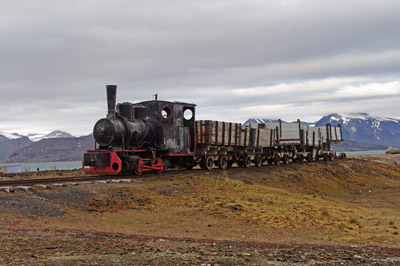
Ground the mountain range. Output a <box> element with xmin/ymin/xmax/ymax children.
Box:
<box><xmin>1</xmin><ymin>113</ymin><xmax>399</xmax><ymax>163</ymax></box>
<box><xmin>0</xmin><ymin>131</ymin><xmax>94</xmax><ymax>162</ymax></box>
<box><xmin>315</xmin><ymin>113</ymin><xmax>400</xmax><ymax>148</ymax></box>
<box><xmin>246</xmin><ymin>113</ymin><xmax>400</xmax><ymax>151</ymax></box>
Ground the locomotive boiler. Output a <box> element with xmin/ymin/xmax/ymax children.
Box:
<box><xmin>83</xmin><ymin>85</ymin><xmax>345</xmax><ymax>175</ymax></box>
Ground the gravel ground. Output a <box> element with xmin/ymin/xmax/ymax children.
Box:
<box><xmin>1</xmin><ymin>227</ymin><xmax>399</xmax><ymax>265</ymax></box>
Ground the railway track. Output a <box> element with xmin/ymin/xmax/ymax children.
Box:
<box><xmin>0</xmin><ymin>159</ymin><xmax>342</xmax><ymax>190</ymax></box>
<box><xmin>0</xmin><ymin>174</ymin><xmax>132</xmax><ymax>187</ymax></box>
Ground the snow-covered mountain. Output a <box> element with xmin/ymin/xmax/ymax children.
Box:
<box><xmin>0</xmin><ymin>130</ymin><xmax>75</xmax><ymax>162</ymax></box>
<box><xmin>26</xmin><ymin>130</ymin><xmax>74</xmax><ymax>142</ymax></box>
<box><xmin>244</xmin><ymin>113</ymin><xmax>400</xmax><ymax>149</ymax></box>
<box><xmin>315</xmin><ymin>113</ymin><xmax>400</xmax><ymax>147</ymax></box>
<box><xmin>0</xmin><ymin>133</ymin><xmax>32</xmax><ymax>161</ymax></box>
<box><xmin>244</xmin><ymin>118</ymin><xmax>281</xmax><ymax>124</ymax></box>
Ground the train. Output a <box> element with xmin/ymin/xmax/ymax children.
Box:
<box><xmin>83</xmin><ymin>85</ymin><xmax>346</xmax><ymax>175</ymax></box>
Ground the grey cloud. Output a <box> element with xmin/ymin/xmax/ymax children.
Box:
<box><xmin>0</xmin><ymin>0</ymin><xmax>399</xmax><ymax>134</ymax></box>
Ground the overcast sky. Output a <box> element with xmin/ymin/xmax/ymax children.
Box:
<box><xmin>1</xmin><ymin>0</ymin><xmax>399</xmax><ymax>136</ymax></box>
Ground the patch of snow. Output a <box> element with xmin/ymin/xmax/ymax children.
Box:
<box><xmin>342</xmin><ymin>117</ymin><xmax>350</xmax><ymax>125</ymax></box>
<box><xmin>341</xmin><ymin>113</ymin><xmax>368</xmax><ymax>120</ymax></box>
<box><xmin>26</xmin><ymin>133</ymin><xmax>46</xmax><ymax>142</ymax></box>
<box><xmin>24</xmin><ymin>130</ymin><xmax>73</xmax><ymax>141</ymax></box>
<box><xmin>0</xmin><ymin>132</ymin><xmax>23</xmax><ymax>139</ymax></box>
<box><xmin>339</xmin><ymin>113</ymin><xmax>399</xmax><ymax>123</ymax></box>
<box><xmin>372</xmin><ymin>121</ymin><xmax>381</xmax><ymax>128</ymax></box>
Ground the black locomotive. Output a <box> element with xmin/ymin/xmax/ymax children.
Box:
<box><xmin>83</xmin><ymin>85</ymin><xmax>196</xmax><ymax>175</ymax></box>
<box><xmin>83</xmin><ymin>85</ymin><xmax>344</xmax><ymax>175</ymax></box>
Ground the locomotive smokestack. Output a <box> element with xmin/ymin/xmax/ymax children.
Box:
<box><xmin>106</xmin><ymin>85</ymin><xmax>117</xmax><ymax>119</ymax></box>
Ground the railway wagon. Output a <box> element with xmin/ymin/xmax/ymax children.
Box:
<box><xmin>195</xmin><ymin>121</ymin><xmax>276</xmax><ymax>170</ymax></box>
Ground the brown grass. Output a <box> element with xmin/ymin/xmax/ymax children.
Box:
<box><xmin>3</xmin><ymin>156</ymin><xmax>400</xmax><ymax>247</ymax></box>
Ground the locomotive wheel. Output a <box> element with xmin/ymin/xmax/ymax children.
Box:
<box><xmin>254</xmin><ymin>155</ymin><xmax>263</xmax><ymax>168</ymax></box>
<box><xmin>134</xmin><ymin>169</ymin><xmax>142</xmax><ymax>175</ymax></box>
<box><xmin>282</xmin><ymin>154</ymin><xmax>290</xmax><ymax>165</ymax></box>
<box><xmin>306</xmin><ymin>153</ymin><xmax>313</xmax><ymax>162</ymax></box>
<box><xmin>237</xmin><ymin>160</ymin><xmax>244</xmax><ymax>167</ymax></box>
<box><xmin>267</xmin><ymin>158</ymin><xmax>274</xmax><ymax>165</ymax></box>
<box><xmin>244</xmin><ymin>155</ymin><xmax>252</xmax><ymax>168</ymax></box>
<box><xmin>134</xmin><ymin>160</ymin><xmax>144</xmax><ymax>175</ymax></box>
<box><xmin>205</xmin><ymin>156</ymin><xmax>214</xmax><ymax>170</ymax></box>
<box><xmin>154</xmin><ymin>158</ymin><xmax>164</xmax><ymax>174</ymax></box>
<box><xmin>274</xmin><ymin>154</ymin><xmax>281</xmax><ymax>165</ymax></box>
<box><xmin>218</xmin><ymin>156</ymin><xmax>228</xmax><ymax>170</ymax></box>
<box><xmin>315</xmin><ymin>154</ymin><xmax>320</xmax><ymax>161</ymax></box>
<box><xmin>297</xmin><ymin>154</ymin><xmax>304</xmax><ymax>163</ymax></box>
<box><xmin>323</xmin><ymin>153</ymin><xmax>329</xmax><ymax>162</ymax></box>
<box><xmin>227</xmin><ymin>161</ymin><xmax>234</xmax><ymax>168</ymax></box>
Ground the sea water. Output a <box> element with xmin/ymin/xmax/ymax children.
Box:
<box><xmin>0</xmin><ymin>161</ymin><xmax>82</xmax><ymax>172</ymax></box>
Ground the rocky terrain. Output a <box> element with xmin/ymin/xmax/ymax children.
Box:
<box><xmin>0</xmin><ymin>155</ymin><xmax>400</xmax><ymax>264</ymax></box>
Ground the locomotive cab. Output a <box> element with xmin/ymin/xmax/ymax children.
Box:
<box><xmin>131</xmin><ymin>100</ymin><xmax>196</xmax><ymax>154</ymax></box>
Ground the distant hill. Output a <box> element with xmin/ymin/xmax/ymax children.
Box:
<box><xmin>5</xmin><ymin>135</ymin><xmax>95</xmax><ymax>163</ymax></box>
<box><xmin>316</xmin><ymin>113</ymin><xmax>400</xmax><ymax>148</ymax></box>
<box><xmin>0</xmin><ymin>133</ymin><xmax>32</xmax><ymax>161</ymax></box>
<box><xmin>331</xmin><ymin>140</ymin><xmax>388</xmax><ymax>152</ymax></box>
<box><xmin>26</xmin><ymin>130</ymin><xmax>73</xmax><ymax>142</ymax></box>
<box><xmin>243</xmin><ymin>118</ymin><xmax>281</xmax><ymax>124</ymax></box>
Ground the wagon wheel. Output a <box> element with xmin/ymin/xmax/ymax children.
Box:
<box><xmin>274</xmin><ymin>154</ymin><xmax>281</xmax><ymax>166</ymax></box>
<box><xmin>244</xmin><ymin>155</ymin><xmax>252</xmax><ymax>168</ymax></box>
<box><xmin>254</xmin><ymin>155</ymin><xmax>263</xmax><ymax>168</ymax></box>
<box><xmin>282</xmin><ymin>154</ymin><xmax>290</xmax><ymax>165</ymax></box>
<box><xmin>297</xmin><ymin>154</ymin><xmax>304</xmax><ymax>164</ymax></box>
<box><xmin>306</xmin><ymin>153</ymin><xmax>313</xmax><ymax>163</ymax></box>
<box><xmin>218</xmin><ymin>156</ymin><xmax>228</xmax><ymax>170</ymax></box>
<box><xmin>205</xmin><ymin>156</ymin><xmax>214</xmax><ymax>170</ymax></box>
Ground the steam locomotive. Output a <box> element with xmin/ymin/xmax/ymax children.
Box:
<box><xmin>83</xmin><ymin>85</ymin><xmax>345</xmax><ymax>175</ymax></box>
